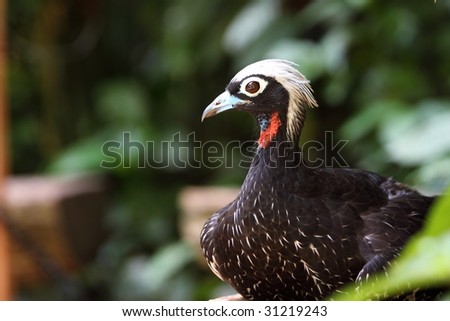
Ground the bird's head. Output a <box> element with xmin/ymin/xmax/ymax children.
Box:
<box><xmin>202</xmin><ymin>59</ymin><xmax>318</xmax><ymax>148</ymax></box>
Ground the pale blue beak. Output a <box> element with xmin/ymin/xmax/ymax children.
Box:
<box><xmin>201</xmin><ymin>91</ymin><xmax>246</xmax><ymax>121</ymax></box>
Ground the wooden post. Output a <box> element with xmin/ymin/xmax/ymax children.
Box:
<box><xmin>0</xmin><ymin>0</ymin><xmax>12</xmax><ymax>300</ymax></box>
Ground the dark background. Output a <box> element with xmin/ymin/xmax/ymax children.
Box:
<box><xmin>7</xmin><ymin>0</ymin><xmax>450</xmax><ymax>300</ymax></box>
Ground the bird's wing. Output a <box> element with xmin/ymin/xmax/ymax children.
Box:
<box><xmin>284</xmin><ymin>167</ymin><xmax>433</xmax><ymax>279</ymax></box>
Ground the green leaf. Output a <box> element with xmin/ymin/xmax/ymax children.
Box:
<box><xmin>95</xmin><ymin>80</ymin><xmax>149</xmax><ymax>127</ymax></box>
<box><xmin>381</xmin><ymin>100</ymin><xmax>450</xmax><ymax>166</ymax></box>
<box><xmin>409</xmin><ymin>157</ymin><xmax>450</xmax><ymax>195</ymax></box>
<box><xmin>114</xmin><ymin>242</ymin><xmax>195</xmax><ymax>300</ymax></box>
<box><xmin>422</xmin><ymin>186</ymin><xmax>450</xmax><ymax>237</ymax></box>
<box><xmin>265</xmin><ymin>40</ymin><xmax>325</xmax><ymax>80</ymax></box>
<box><xmin>46</xmin><ymin>129</ymin><xmax>151</xmax><ymax>174</ymax></box>
<box><xmin>223</xmin><ymin>0</ymin><xmax>279</xmax><ymax>54</ymax></box>
<box><xmin>338</xmin><ymin>100</ymin><xmax>408</xmax><ymax>142</ymax></box>
<box><xmin>46</xmin><ymin>136</ymin><xmax>107</xmax><ymax>174</ymax></box>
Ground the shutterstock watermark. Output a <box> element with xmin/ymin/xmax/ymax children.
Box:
<box><xmin>100</xmin><ymin>131</ymin><xmax>349</xmax><ymax>169</ymax></box>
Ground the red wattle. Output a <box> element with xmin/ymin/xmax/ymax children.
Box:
<box><xmin>258</xmin><ymin>112</ymin><xmax>281</xmax><ymax>148</ymax></box>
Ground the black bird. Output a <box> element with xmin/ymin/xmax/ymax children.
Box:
<box><xmin>200</xmin><ymin>59</ymin><xmax>436</xmax><ymax>300</ymax></box>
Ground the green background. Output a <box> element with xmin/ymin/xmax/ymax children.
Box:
<box><xmin>7</xmin><ymin>0</ymin><xmax>450</xmax><ymax>300</ymax></box>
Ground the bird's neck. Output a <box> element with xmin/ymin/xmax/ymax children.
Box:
<box><xmin>257</xmin><ymin>112</ymin><xmax>283</xmax><ymax>148</ymax></box>
<box><xmin>255</xmin><ymin>111</ymin><xmax>303</xmax><ymax>169</ymax></box>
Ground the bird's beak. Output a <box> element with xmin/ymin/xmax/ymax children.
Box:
<box><xmin>201</xmin><ymin>91</ymin><xmax>245</xmax><ymax>121</ymax></box>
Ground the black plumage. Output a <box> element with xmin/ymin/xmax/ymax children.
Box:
<box><xmin>200</xmin><ymin>59</ymin><xmax>437</xmax><ymax>300</ymax></box>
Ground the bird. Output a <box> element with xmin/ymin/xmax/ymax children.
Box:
<box><xmin>199</xmin><ymin>59</ymin><xmax>436</xmax><ymax>300</ymax></box>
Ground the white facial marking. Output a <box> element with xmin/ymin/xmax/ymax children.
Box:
<box><xmin>239</xmin><ymin>76</ymin><xmax>269</xmax><ymax>97</ymax></box>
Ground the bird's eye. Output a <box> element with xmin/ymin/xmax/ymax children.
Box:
<box><xmin>239</xmin><ymin>77</ymin><xmax>268</xmax><ymax>97</ymax></box>
<box><xmin>245</xmin><ymin>81</ymin><xmax>260</xmax><ymax>94</ymax></box>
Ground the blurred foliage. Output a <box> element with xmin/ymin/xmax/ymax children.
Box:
<box><xmin>7</xmin><ymin>0</ymin><xmax>450</xmax><ymax>300</ymax></box>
